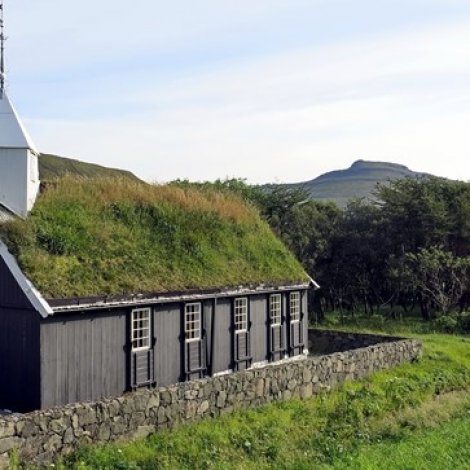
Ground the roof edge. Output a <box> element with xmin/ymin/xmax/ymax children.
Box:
<box><xmin>0</xmin><ymin>240</ymin><xmax>53</xmax><ymax>318</ymax></box>
<box><xmin>0</xmin><ymin>92</ymin><xmax>39</xmax><ymax>153</ymax></box>
<box><xmin>0</xmin><ymin>200</ymin><xmax>21</xmax><ymax>218</ymax></box>
<box><xmin>48</xmin><ymin>281</ymin><xmax>313</xmax><ymax>314</ymax></box>
<box><xmin>309</xmin><ymin>276</ymin><xmax>321</xmax><ymax>290</ymax></box>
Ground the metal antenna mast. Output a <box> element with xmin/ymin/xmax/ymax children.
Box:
<box><xmin>0</xmin><ymin>0</ymin><xmax>5</xmax><ymax>96</ymax></box>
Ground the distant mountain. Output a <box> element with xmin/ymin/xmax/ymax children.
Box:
<box><xmin>285</xmin><ymin>160</ymin><xmax>430</xmax><ymax>207</ymax></box>
<box><xmin>38</xmin><ymin>154</ymin><xmax>141</xmax><ymax>182</ymax></box>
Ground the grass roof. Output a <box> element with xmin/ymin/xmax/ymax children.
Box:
<box><xmin>0</xmin><ymin>178</ymin><xmax>307</xmax><ymax>299</ymax></box>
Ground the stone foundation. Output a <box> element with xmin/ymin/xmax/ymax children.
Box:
<box><xmin>0</xmin><ymin>330</ymin><xmax>422</xmax><ymax>467</ymax></box>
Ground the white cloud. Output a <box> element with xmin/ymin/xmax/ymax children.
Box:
<box><xmin>21</xmin><ymin>14</ymin><xmax>470</xmax><ymax>183</ymax></box>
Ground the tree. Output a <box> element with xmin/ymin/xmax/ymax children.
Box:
<box><xmin>404</xmin><ymin>247</ymin><xmax>470</xmax><ymax>317</ymax></box>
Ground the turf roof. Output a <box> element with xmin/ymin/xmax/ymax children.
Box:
<box><xmin>0</xmin><ymin>177</ymin><xmax>308</xmax><ymax>299</ymax></box>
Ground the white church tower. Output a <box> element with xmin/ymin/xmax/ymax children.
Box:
<box><xmin>0</xmin><ymin>0</ymin><xmax>40</xmax><ymax>219</ymax></box>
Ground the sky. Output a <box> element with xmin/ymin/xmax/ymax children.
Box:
<box><xmin>3</xmin><ymin>0</ymin><xmax>470</xmax><ymax>183</ymax></box>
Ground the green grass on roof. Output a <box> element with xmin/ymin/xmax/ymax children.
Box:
<box><xmin>0</xmin><ymin>177</ymin><xmax>307</xmax><ymax>299</ymax></box>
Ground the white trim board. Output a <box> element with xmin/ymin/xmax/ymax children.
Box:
<box><xmin>309</xmin><ymin>277</ymin><xmax>321</xmax><ymax>290</ymax></box>
<box><xmin>0</xmin><ymin>240</ymin><xmax>53</xmax><ymax>318</ymax></box>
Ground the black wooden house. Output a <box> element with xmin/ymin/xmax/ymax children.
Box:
<box><xmin>0</xmin><ymin>241</ymin><xmax>312</xmax><ymax>412</ymax></box>
<box><xmin>0</xmin><ymin>98</ymin><xmax>315</xmax><ymax>413</ymax></box>
<box><xmin>0</xmin><ymin>21</ymin><xmax>315</xmax><ymax>413</ymax></box>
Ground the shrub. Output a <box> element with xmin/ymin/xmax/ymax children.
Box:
<box><xmin>458</xmin><ymin>313</ymin><xmax>470</xmax><ymax>333</ymax></box>
<box><xmin>433</xmin><ymin>315</ymin><xmax>459</xmax><ymax>334</ymax></box>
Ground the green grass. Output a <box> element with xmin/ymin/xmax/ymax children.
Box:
<box><xmin>318</xmin><ymin>310</ymin><xmax>470</xmax><ymax>336</ymax></box>
<box><xmin>39</xmin><ymin>154</ymin><xmax>141</xmax><ymax>182</ymax></box>
<box><xmin>0</xmin><ymin>177</ymin><xmax>307</xmax><ymax>298</ymax></box>
<box><xmin>331</xmin><ymin>414</ymin><xmax>470</xmax><ymax>470</ymax></box>
<box><xmin>42</xmin><ymin>319</ymin><xmax>470</xmax><ymax>470</ymax></box>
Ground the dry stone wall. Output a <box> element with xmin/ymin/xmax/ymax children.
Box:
<box><xmin>0</xmin><ymin>331</ymin><xmax>422</xmax><ymax>467</ymax></box>
<box><xmin>308</xmin><ymin>329</ymin><xmax>398</xmax><ymax>354</ymax></box>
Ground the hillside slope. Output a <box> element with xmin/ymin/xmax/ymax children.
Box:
<box><xmin>287</xmin><ymin>160</ymin><xmax>428</xmax><ymax>207</ymax></box>
<box><xmin>39</xmin><ymin>154</ymin><xmax>140</xmax><ymax>181</ymax></box>
<box><xmin>0</xmin><ymin>177</ymin><xmax>307</xmax><ymax>298</ymax></box>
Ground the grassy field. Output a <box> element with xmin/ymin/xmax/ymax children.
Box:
<box><xmin>32</xmin><ymin>317</ymin><xmax>469</xmax><ymax>470</ymax></box>
<box><xmin>332</xmin><ymin>413</ymin><xmax>470</xmax><ymax>470</ymax></box>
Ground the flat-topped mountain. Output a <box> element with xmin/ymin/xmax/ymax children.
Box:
<box><xmin>287</xmin><ymin>160</ymin><xmax>429</xmax><ymax>206</ymax></box>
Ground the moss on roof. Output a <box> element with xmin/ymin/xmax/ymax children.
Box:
<box><xmin>0</xmin><ymin>177</ymin><xmax>308</xmax><ymax>299</ymax></box>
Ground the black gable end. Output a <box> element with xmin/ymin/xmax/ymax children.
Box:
<box><xmin>0</xmin><ymin>256</ymin><xmax>41</xmax><ymax>412</ymax></box>
<box><xmin>0</xmin><ymin>256</ymin><xmax>36</xmax><ymax>310</ymax></box>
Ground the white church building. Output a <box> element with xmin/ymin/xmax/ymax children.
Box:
<box><xmin>0</xmin><ymin>93</ymin><xmax>40</xmax><ymax>219</ymax></box>
<box><xmin>0</xmin><ymin>1</ymin><xmax>40</xmax><ymax>220</ymax></box>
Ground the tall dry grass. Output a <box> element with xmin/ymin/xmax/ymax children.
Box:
<box><xmin>41</xmin><ymin>176</ymin><xmax>257</xmax><ymax>223</ymax></box>
<box><xmin>0</xmin><ymin>175</ymin><xmax>307</xmax><ymax>297</ymax></box>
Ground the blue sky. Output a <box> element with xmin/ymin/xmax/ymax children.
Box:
<box><xmin>4</xmin><ymin>0</ymin><xmax>470</xmax><ymax>182</ymax></box>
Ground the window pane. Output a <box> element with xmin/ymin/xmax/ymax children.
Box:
<box><xmin>235</xmin><ymin>298</ymin><xmax>248</xmax><ymax>332</ymax></box>
<box><xmin>270</xmin><ymin>294</ymin><xmax>282</xmax><ymax>326</ymax></box>
<box><xmin>290</xmin><ymin>292</ymin><xmax>300</xmax><ymax>322</ymax></box>
<box><xmin>131</xmin><ymin>308</ymin><xmax>151</xmax><ymax>351</ymax></box>
<box><xmin>185</xmin><ymin>303</ymin><xmax>201</xmax><ymax>341</ymax></box>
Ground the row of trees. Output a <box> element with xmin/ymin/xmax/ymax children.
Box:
<box><xmin>175</xmin><ymin>176</ymin><xmax>470</xmax><ymax>322</ymax></box>
<box><xmin>261</xmin><ymin>177</ymin><xmax>470</xmax><ymax>321</ymax></box>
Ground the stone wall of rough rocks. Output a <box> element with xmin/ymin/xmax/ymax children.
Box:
<box><xmin>308</xmin><ymin>329</ymin><xmax>398</xmax><ymax>354</ymax></box>
<box><xmin>0</xmin><ymin>331</ymin><xmax>422</xmax><ymax>467</ymax></box>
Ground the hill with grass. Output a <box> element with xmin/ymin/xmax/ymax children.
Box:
<box><xmin>0</xmin><ymin>177</ymin><xmax>307</xmax><ymax>299</ymax></box>
<box><xmin>285</xmin><ymin>160</ymin><xmax>429</xmax><ymax>207</ymax></box>
<box><xmin>38</xmin><ymin>153</ymin><xmax>140</xmax><ymax>181</ymax></box>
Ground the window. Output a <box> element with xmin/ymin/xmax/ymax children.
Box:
<box><xmin>185</xmin><ymin>303</ymin><xmax>201</xmax><ymax>342</ymax></box>
<box><xmin>234</xmin><ymin>297</ymin><xmax>248</xmax><ymax>333</ymax></box>
<box><xmin>131</xmin><ymin>308</ymin><xmax>151</xmax><ymax>351</ymax></box>
<box><xmin>270</xmin><ymin>294</ymin><xmax>282</xmax><ymax>326</ymax></box>
<box><xmin>290</xmin><ymin>292</ymin><xmax>301</xmax><ymax>323</ymax></box>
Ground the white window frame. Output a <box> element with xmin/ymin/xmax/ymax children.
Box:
<box><xmin>290</xmin><ymin>292</ymin><xmax>301</xmax><ymax>323</ymax></box>
<box><xmin>234</xmin><ymin>297</ymin><xmax>248</xmax><ymax>333</ymax></box>
<box><xmin>185</xmin><ymin>302</ymin><xmax>202</xmax><ymax>343</ymax></box>
<box><xmin>131</xmin><ymin>308</ymin><xmax>151</xmax><ymax>352</ymax></box>
<box><xmin>270</xmin><ymin>294</ymin><xmax>282</xmax><ymax>326</ymax></box>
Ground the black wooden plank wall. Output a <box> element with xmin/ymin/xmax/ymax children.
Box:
<box><xmin>250</xmin><ymin>295</ymin><xmax>269</xmax><ymax>364</ymax></box>
<box><xmin>40</xmin><ymin>310</ymin><xmax>127</xmax><ymax>408</ymax></box>
<box><xmin>203</xmin><ymin>300</ymin><xmax>213</xmax><ymax>375</ymax></box>
<box><xmin>37</xmin><ymin>290</ymin><xmax>309</xmax><ymax>409</ymax></box>
<box><xmin>0</xmin><ymin>309</ymin><xmax>40</xmax><ymax>412</ymax></box>
<box><xmin>211</xmin><ymin>299</ymin><xmax>232</xmax><ymax>374</ymax></box>
<box><xmin>0</xmin><ymin>258</ymin><xmax>41</xmax><ymax>412</ymax></box>
<box><xmin>153</xmin><ymin>303</ymin><xmax>183</xmax><ymax>386</ymax></box>
<box><xmin>0</xmin><ymin>257</ymin><xmax>32</xmax><ymax>309</ymax></box>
